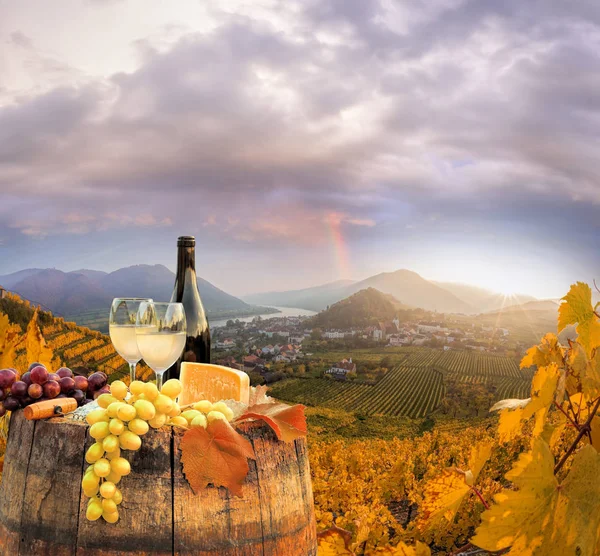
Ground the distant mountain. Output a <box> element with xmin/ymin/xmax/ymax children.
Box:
<box><xmin>307</xmin><ymin>288</ymin><xmax>404</xmax><ymax>330</ymax></box>
<box><xmin>433</xmin><ymin>281</ymin><xmax>537</xmax><ymax>313</ymax></box>
<box><xmin>352</xmin><ymin>270</ymin><xmax>474</xmax><ymax>313</ymax></box>
<box><xmin>243</xmin><ymin>279</ymin><xmax>355</xmax><ymax>312</ymax></box>
<box><xmin>245</xmin><ymin>270</ymin><xmax>474</xmax><ymax>314</ymax></box>
<box><xmin>70</xmin><ymin>269</ymin><xmax>108</xmax><ymax>282</ymax></box>
<box><xmin>0</xmin><ymin>268</ymin><xmax>47</xmax><ymax>289</ymax></box>
<box><xmin>486</xmin><ymin>299</ymin><xmax>560</xmax><ymax>314</ymax></box>
<box><xmin>8</xmin><ymin>269</ymin><xmax>112</xmax><ymax>315</ymax></box>
<box><xmin>1</xmin><ymin>265</ymin><xmax>264</xmax><ymax>318</ymax></box>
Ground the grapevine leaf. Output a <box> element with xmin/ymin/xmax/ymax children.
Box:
<box><xmin>24</xmin><ymin>310</ymin><xmax>54</xmax><ymax>369</ymax></box>
<box><xmin>472</xmin><ymin>439</ymin><xmax>600</xmax><ymax>555</ymax></box>
<box><xmin>372</xmin><ymin>541</ymin><xmax>431</xmax><ymax>555</ymax></box>
<box><xmin>248</xmin><ymin>385</ymin><xmax>271</xmax><ymax>405</ymax></box>
<box><xmin>0</xmin><ymin>314</ymin><xmax>22</xmax><ymax>369</ymax></box>
<box><xmin>566</xmin><ymin>343</ymin><xmax>600</xmax><ymax>398</ymax></box>
<box><xmin>497</xmin><ymin>407</ymin><xmax>525</xmax><ymax>443</ymax></box>
<box><xmin>317</xmin><ymin>525</ymin><xmax>354</xmax><ymax>555</ymax></box>
<box><xmin>180</xmin><ymin>420</ymin><xmax>255</xmax><ymax>497</ymax></box>
<box><xmin>495</xmin><ymin>364</ymin><xmax>559</xmax><ymax>443</ymax></box>
<box><xmin>520</xmin><ymin>333</ymin><xmax>564</xmax><ymax>369</ymax></box>
<box><xmin>540</xmin><ymin>422</ymin><xmax>566</xmax><ymax>450</ymax></box>
<box><xmin>235</xmin><ymin>402</ymin><xmax>307</xmax><ymax>443</ymax></box>
<box><xmin>528</xmin><ymin>363</ymin><xmax>560</xmax><ymax>414</ymax></box>
<box><xmin>416</xmin><ymin>441</ymin><xmax>492</xmax><ymax>532</ymax></box>
<box><xmin>558</xmin><ymin>282</ymin><xmax>600</xmax><ymax>355</ymax></box>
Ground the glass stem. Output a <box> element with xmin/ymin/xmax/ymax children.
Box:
<box><xmin>156</xmin><ymin>372</ymin><xmax>164</xmax><ymax>391</ymax></box>
<box><xmin>129</xmin><ymin>362</ymin><xmax>137</xmax><ymax>384</ymax></box>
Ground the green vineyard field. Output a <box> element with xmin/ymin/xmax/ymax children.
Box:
<box><xmin>271</xmin><ymin>365</ymin><xmax>445</xmax><ymax>419</ymax></box>
<box><xmin>271</xmin><ymin>348</ymin><xmax>533</xmax><ymax>418</ymax></box>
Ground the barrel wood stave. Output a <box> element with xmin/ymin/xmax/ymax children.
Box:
<box><xmin>0</xmin><ymin>412</ymin><xmax>317</xmax><ymax>556</ymax></box>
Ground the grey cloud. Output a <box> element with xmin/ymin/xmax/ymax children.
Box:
<box><xmin>9</xmin><ymin>31</ymin><xmax>33</xmax><ymax>49</ymax></box>
<box><xmin>0</xmin><ymin>0</ymin><xmax>599</xmax><ymax>248</ymax></box>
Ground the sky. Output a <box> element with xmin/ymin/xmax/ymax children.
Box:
<box><xmin>0</xmin><ymin>0</ymin><xmax>598</xmax><ymax>298</ymax></box>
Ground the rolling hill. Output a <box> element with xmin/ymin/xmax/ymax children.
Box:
<box><xmin>244</xmin><ymin>280</ymin><xmax>355</xmax><ymax>312</ymax></box>
<box><xmin>0</xmin><ymin>265</ymin><xmax>270</xmax><ymax>327</ymax></box>
<box><xmin>307</xmin><ymin>288</ymin><xmax>407</xmax><ymax>330</ymax></box>
<box><xmin>245</xmin><ymin>270</ymin><xmax>475</xmax><ymax>314</ymax></box>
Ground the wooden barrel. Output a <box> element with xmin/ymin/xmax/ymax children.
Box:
<box><xmin>0</xmin><ymin>411</ymin><xmax>317</xmax><ymax>555</ymax></box>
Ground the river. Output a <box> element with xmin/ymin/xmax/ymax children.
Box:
<box><xmin>209</xmin><ymin>306</ymin><xmax>317</xmax><ymax>328</ymax></box>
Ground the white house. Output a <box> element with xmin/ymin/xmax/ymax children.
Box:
<box><xmin>216</xmin><ymin>338</ymin><xmax>236</xmax><ymax>350</ymax></box>
<box><xmin>323</xmin><ymin>330</ymin><xmax>345</xmax><ymax>339</ymax></box>
<box><xmin>325</xmin><ymin>358</ymin><xmax>356</xmax><ymax>377</ymax></box>
<box><xmin>388</xmin><ymin>334</ymin><xmax>411</xmax><ymax>346</ymax></box>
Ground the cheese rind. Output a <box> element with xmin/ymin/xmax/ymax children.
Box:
<box><xmin>179</xmin><ymin>363</ymin><xmax>250</xmax><ymax>405</ymax></box>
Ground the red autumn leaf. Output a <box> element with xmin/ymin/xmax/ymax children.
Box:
<box><xmin>317</xmin><ymin>525</ymin><xmax>355</xmax><ymax>555</ymax></box>
<box><xmin>235</xmin><ymin>402</ymin><xmax>307</xmax><ymax>443</ymax></box>
<box><xmin>248</xmin><ymin>384</ymin><xmax>271</xmax><ymax>405</ymax></box>
<box><xmin>181</xmin><ymin>419</ymin><xmax>255</xmax><ymax>497</ymax></box>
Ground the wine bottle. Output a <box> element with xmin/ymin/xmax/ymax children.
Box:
<box><xmin>166</xmin><ymin>236</ymin><xmax>211</xmax><ymax>380</ymax></box>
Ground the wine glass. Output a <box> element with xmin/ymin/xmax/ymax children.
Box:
<box><xmin>135</xmin><ymin>301</ymin><xmax>187</xmax><ymax>390</ymax></box>
<box><xmin>109</xmin><ymin>298</ymin><xmax>152</xmax><ymax>383</ymax></box>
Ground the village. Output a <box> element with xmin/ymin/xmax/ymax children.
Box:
<box><xmin>211</xmin><ymin>312</ymin><xmax>514</xmax><ymax>383</ymax></box>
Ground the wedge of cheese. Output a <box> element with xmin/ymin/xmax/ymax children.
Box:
<box><xmin>179</xmin><ymin>362</ymin><xmax>250</xmax><ymax>405</ymax></box>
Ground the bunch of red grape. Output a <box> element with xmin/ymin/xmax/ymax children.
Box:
<box><xmin>0</xmin><ymin>364</ymin><xmax>111</xmax><ymax>417</ymax></box>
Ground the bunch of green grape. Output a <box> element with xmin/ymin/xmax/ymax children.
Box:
<box><xmin>82</xmin><ymin>377</ymin><xmax>184</xmax><ymax>523</ymax></box>
<box><xmin>178</xmin><ymin>399</ymin><xmax>235</xmax><ymax>428</ymax></box>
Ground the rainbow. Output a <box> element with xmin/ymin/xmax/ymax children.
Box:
<box><xmin>326</xmin><ymin>212</ymin><xmax>351</xmax><ymax>278</ymax></box>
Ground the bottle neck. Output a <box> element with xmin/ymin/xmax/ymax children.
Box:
<box><xmin>175</xmin><ymin>246</ymin><xmax>197</xmax><ymax>298</ymax></box>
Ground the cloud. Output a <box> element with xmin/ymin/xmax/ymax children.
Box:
<box><xmin>9</xmin><ymin>31</ymin><xmax>33</xmax><ymax>49</ymax></box>
<box><xmin>0</xmin><ymin>0</ymin><xmax>598</xmax><ymax>265</ymax></box>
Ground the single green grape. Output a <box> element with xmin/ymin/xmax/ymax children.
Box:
<box><xmin>102</xmin><ymin>434</ymin><xmax>120</xmax><ymax>453</ymax></box>
<box><xmin>119</xmin><ymin>430</ymin><xmax>141</xmax><ymax>451</ymax></box>
<box><xmin>133</xmin><ymin>399</ymin><xmax>156</xmax><ymax>421</ymax></box>
<box><xmin>110</xmin><ymin>457</ymin><xmax>131</xmax><ymax>476</ymax></box>
<box><xmin>110</xmin><ymin>380</ymin><xmax>128</xmax><ymax>400</ymax></box>
<box><xmin>86</xmin><ymin>408</ymin><xmax>109</xmax><ymax>426</ymax></box>
<box><xmin>193</xmin><ymin>400</ymin><xmax>213</xmax><ymax>413</ymax></box>
<box><xmin>128</xmin><ymin>418</ymin><xmax>150</xmax><ymax>436</ymax></box>
<box><xmin>86</xmin><ymin>501</ymin><xmax>103</xmax><ymax>521</ymax></box>
<box><xmin>100</xmin><ymin>481</ymin><xmax>117</xmax><ymax>499</ymax></box>
<box><xmin>85</xmin><ymin>442</ymin><xmax>105</xmax><ymax>463</ymax></box>
<box><xmin>117</xmin><ymin>403</ymin><xmax>137</xmax><ymax>422</ymax></box>
<box><xmin>90</xmin><ymin>421</ymin><xmax>110</xmax><ymax>440</ymax></box>
<box><xmin>109</xmin><ymin>418</ymin><xmax>125</xmax><ymax>436</ymax></box>
<box><xmin>161</xmin><ymin>379</ymin><xmax>183</xmax><ymax>399</ymax></box>
<box><xmin>93</xmin><ymin>458</ymin><xmax>111</xmax><ymax>478</ymax></box>
<box><xmin>191</xmin><ymin>414</ymin><xmax>208</xmax><ymax>429</ymax></box>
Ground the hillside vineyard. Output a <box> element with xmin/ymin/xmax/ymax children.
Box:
<box><xmin>271</xmin><ymin>349</ymin><xmax>531</xmax><ymax>418</ymax></box>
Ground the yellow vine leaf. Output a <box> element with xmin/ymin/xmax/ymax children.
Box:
<box><xmin>24</xmin><ymin>310</ymin><xmax>54</xmax><ymax>369</ymax></box>
<box><xmin>558</xmin><ymin>282</ymin><xmax>600</xmax><ymax>355</ymax></box>
<box><xmin>372</xmin><ymin>541</ymin><xmax>431</xmax><ymax>555</ymax></box>
<box><xmin>0</xmin><ymin>313</ymin><xmax>22</xmax><ymax>369</ymax></box>
<box><xmin>565</xmin><ymin>343</ymin><xmax>600</xmax><ymax>398</ymax></box>
<box><xmin>520</xmin><ymin>333</ymin><xmax>564</xmax><ymax>369</ymax></box>
<box><xmin>497</xmin><ymin>407</ymin><xmax>525</xmax><ymax>443</ymax></box>
<box><xmin>472</xmin><ymin>439</ymin><xmax>600</xmax><ymax>555</ymax></box>
<box><xmin>494</xmin><ymin>364</ymin><xmax>559</xmax><ymax>443</ymax></box>
<box><xmin>416</xmin><ymin>441</ymin><xmax>492</xmax><ymax>532</ymax></box>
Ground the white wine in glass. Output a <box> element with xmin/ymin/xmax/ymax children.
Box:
<box><xmin>109</xmin><ymin>298</ymin><xmax>152</xmax><ymax>383</ymax></box>
<box><xmin>135</xmin><ymin>302</ymin><xmax>186</xmax><ymax>390</ymax></box>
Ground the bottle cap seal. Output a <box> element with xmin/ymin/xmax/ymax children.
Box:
<box><xmin>177</xmin><ymin>236</ymin><xmax>195</xmax><ymax>247</ymax></box>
